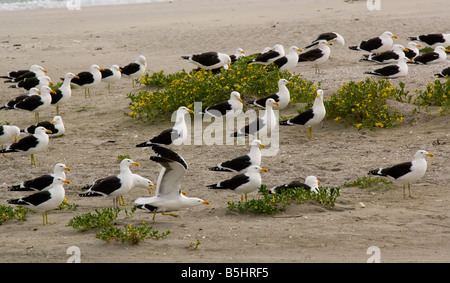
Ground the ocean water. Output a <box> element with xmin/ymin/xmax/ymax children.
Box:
<box><xmin>0</xmin><ymin>0</ymin><xmax>168</xmax><ymax>11</ymax></box>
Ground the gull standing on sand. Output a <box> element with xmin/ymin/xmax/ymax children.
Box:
<box><xmin>7</xmin><ymin>85</ymin><xmax>54</xmax><ymax>123</ymax></box>
<box><xmin>0</xmin><ymin>87</ymin><xmax>40</xmax><ymax>110</ymax></box>
<box><xmin>78</xmin><ymin>159</ymin><xmax>140</xmax><ymax>208</ymax></box>
<box><xmin>209</xmin><ymin>139</ymin><xmax>265</xmax><ymax>173</ymax></box>
<box><xmin>298</xmin><ymin>40</ymin><xmax>331</xmax><ymax>74</ymax></box>
<box><xmin>7</xmin><ymin>177</ymin><xmax>70</xmax><ymax>225</ymax></box>
<box><xmin>207</xmin><ymin>165</ymin><xmax>268</xmax><ymax>202</ymax></box>
<box><xmin>368</xmin><ymin>150</ymin><xmax>434</xmax><ymax>198</ymax></box>
<box><xmin>349</xmin><ymin>31</ymin><xmax>397</xmax><ymax>53</ymax></box>
<box><xmin>100</xmin><ymin>65</ymin><xmax>122</xmax><ymax>92</ymax></box>
<box><xmin>134</xmin><ymin>144</ymin><xmax>210</xmax><ymax>220</ymax></box>
<box><xmin>120</xmin><ymin>55</ymin><xmax>147</xmax><ymax>87</ymax></box>
<box><xmin>51</xmin><ymin>72</ymin><xmax>79</xmax><ymax>115</ymax></box>
<box><xmin>71</xmin><ymin>64</ymin><xmax>104</xmax><ymax>97</ymax></box>
<box><xmin>279</xmin><ymin>89</ymin><xmax>326</xmax><ymax>140</ymax></box>
<box><xmin>0</xmin><ymin>126</ymin><xmax>52</xmax><ymax>166</ymax></box>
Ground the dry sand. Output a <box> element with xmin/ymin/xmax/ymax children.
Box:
<box><xmin>0</xmin><ymin>0</ymin><xmax>449</xmax><ymax>263</ymax></box>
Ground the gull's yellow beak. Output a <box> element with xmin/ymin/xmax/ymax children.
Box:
<box><xmin>64</xmin><ymin>180</ymin><xmax>71</xmax><ymax>184</ymax></box>
<box><xmin>273</xmin><ymin>102</ymin><xmax>280</xmax><ymax>106</ymax></box>
<box><xmin>14</xmin><ymin>137</ymin><xmax>18</xmax><ymax>142</ymax></box>
<box><xmin>260</xmin><ymin>168</ymin><xmax>268</xmax><ymax>172</ymax></box>
<box><xmin>51</xmin><ymin>120</ymin><xmax>56</xmax><ymax>124</ymax></box>
<box><xmin>203</xmin><ymin>201</ymin><xmax>211</xmax><ymax>205</ymax></box>
<box><xmin>43</xmin><ymin>69</ymin><xmax>48</xmax><ymax>73</ymax></box>
<box><xmin>318</xmin><ymin>180</ymin><xmax>321</xmax><ymax>184</ymax></box>
<box><xmin>408</xmin><ymin>59</ymin><xmax>414</xmax><ymax>63</ymax></box>
<box><xmin>74</xmin><ymin>75</ymin><xmax>80</xmax><ymax>79</ymax></box>
<box><xmin>132</xmin><ymin>162</ymin><xmax>140</xmax><ymax>166</ymax></box>
<box><xmin>51</xmin><ymin>90</ymin><xmax>56</xmax><ymax>94</ymax></box>
<box><xmin>64</xmin><ymin>167</ymin><xmax>71</xmax><ymax>171</ymax></box>
<box><xmin>426</xmin><ymin>153</ymin><xmax>434</xmax><ymax>157</ymax></box>
<box><xmin>45</xmin><ymin>130</ymin><xmax>52</xmax><ymax>134</ymax></box>
<box><xmin>392</xmin><ymin>35</ymin><xmax>398</xmax><ymax>39</ymax></box>
<box><xmin>403</xmin><ymin>48</ymin><xmax>410</xmax><ymax>52</ymax></box>
<box><xmin>99</xmin><ymin>68</ymin><xmax>105</xmax><ymax>71</ymax></box>
<box><xmin>151</xmin><ymin>184</ymin><xmax>157</xmax><ymax>188</ymax></box>
<box><xmin>259</xmin><ymin>143</ymin><xmax>266</xmax><ymax>148</ymax></box>
<box><xmin>181</xmin><ymin>190</ymin><xmax>186</xmax><ymax>195</ymax></box>
<box><xmin>188</xmin><ymin>109</ymin><xmax>194</xmax><ymax>114</ymax></box>
<box><xmin>238</xmin><ymin>98</ymin><xmax>243</xmax><ymax>103</ymax></box>
<box><xmin>49</xmin><ymin>82</ymin><xmax>54</xmax><ymax>86</ymax></box>
<box><xmin>297</xmin><ymin>48</ymin><xmax>303</xmax><ymax>52</ymax></box>
<box><xmin>118</xmin><ymin>68</ymin><xmax>122</xmax><ymax>72</ymax></box>
<box><xmin>445</xmin><ymin>49</ymin><xmax>450</xmax><ymax>53</ymax></box>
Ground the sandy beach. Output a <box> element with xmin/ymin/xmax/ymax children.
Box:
<box><xmin>0</xmin><ymin>0</ymin><xmax>449</xmax><ymax>263</ymax></box>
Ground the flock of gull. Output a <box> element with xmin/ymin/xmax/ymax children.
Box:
<box><xmin>1</xmin><ymin>30</ymin><xmax>446</xmax><ymax>225</ymax></box>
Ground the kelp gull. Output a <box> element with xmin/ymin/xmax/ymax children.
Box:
<box><xmin>0</xmin><ymin>126</ymin><xmax>52</xmax><ymax>165</ymax></box>
<box><xmin>136</xmin><ymin>106</ymin><xmax>193</xmax><ymax>147</ymax></box>
<box><xmin>207</xmin><ymin>165</ymin><xmax>268</xmax><ymax>202</ymax></box>
<box><xmin>368</xmin><ymin>150</ymin><xmax>434</xmax><ymax>198</ymax></box>
<box><xmin>246</xmin><ymin>78</ymin><xmax>291</xmax><ymax>110</ymax></box>
<box><xmin>298</xmin><ymin>40</ymin><xmax>331</xmax><ymax>74</ymax></box>
<box><xmin>209</xmin><ymin>139</ymin><xmax>264</xmax><ymax>173</ymax></box>
<box><xmin>79</xmin><ymin>159</ymin><xmax>140</xmax><ymax>208</ymax></box>
<box><xmin>349</xmin><ymin>31</ymin><xmax>397</xmax><ymax>53</ymax></box>
<box><xmin>279</xmin><ymin>89</ymin><xmax>326</xmax><ymax>140</ymax></box>
<box><xmin>134</xmin><ymin>144</ymin><xmax>210</xmax><ymax>220</ymax></box>
<box><xmin>269</xmin><ymin>176</ymin><xmax>320</xmax><ymax>194</ymax></box>
<box><xmin>8</xmin><ymin>177</ymin><xmax>70</xmax><ymax>225</ymax></box>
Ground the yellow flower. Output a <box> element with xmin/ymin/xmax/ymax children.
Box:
<box><xmin>334</xmin><ymin>116</ymin><xmax>341</xmax><ymax>121</ymax></box>
<box><xmin>356</xmin><ymin>123</ymin><xmax>363</xmax><ymax>128</ymax></box>
<box><xmin>375</xmin><ymin>122</ymin><xmax>384</xmax><ymax>128</ymax></box>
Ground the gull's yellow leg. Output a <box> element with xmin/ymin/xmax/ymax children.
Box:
<box><xmin>31</xmin><ymin>154</ymin><xmax>36</xmax><ymax>166</ymax></box>
<box><xmin>308</xmin><ymin>127</ymin><xmax>314</xmax><ymax>140</ymax></box>
<box><xmin>162</xmin><ymin>212</ymin><xmax>178</xmax><ymax>218</ymax></box>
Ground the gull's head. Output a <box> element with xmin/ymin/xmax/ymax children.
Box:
<box><xmin>35</xmin><ymin>126</ymin><xmax>51</xmax><ymax>135</ymax></box>
<box><xmin>250</xmin><ymin>139</ymin><xmax>265</xmax><ymax>148</ymax></box>
<box><xmin>383</xmin><ymin>31</ymin><xmax>397</xmax><ymax>39</ymax></box>
<box><xmin>265</xmin><ymin>98</ymin><xmax>280</xmax><ymax>108</ymax></box>
<box><xmin>247</xmin><ymin>165</ymin><xmax>268</xmax><ymax>174</ymax></box>
<box><xmin>65</xmin><ymin>72</ymin><xmax>79</xmax><ymax>80</ymax></box>
<box><xmin>136</xmin><ymin>55</ymin><xmax>147</xmax><ymax>66</ymax></box>
<box><xmin>316</xmin><ymin>89</ymin><xmax>324</xmax><ymax>98</ymax></box>
<box><xmin>51</xmin><ymin>116</ymin><xmax>63</xmax><ymax>124</ymax></box>
<box><xmin>230</xmin><ymin>91</ymin><xmax>243</xmax><ymax>103</ymax></box>
<box><xmin>178</xmin><ymin>106</ymin><xmax>194</xmax><ymax>115</ymax></box>
<box><xmin>55</xmin><ymin>163</ymin><xmax>71</xmax><ymax>172</ymax></box>
<box><xmin>288</xmin><ymin>45</ymin><xmax>302</xmax><ymax>53</ymax></box>
<box><xmin>305</xmin><ymin>176</ymin><xmax>320</xmax><ymax>188</ymax></box>
<box><xmin>415</xmin><ymin>150</ymin><xmax>434</xmax><ymax>159</ymax></box>
<box><xmin>121</xmin><ymin>158</ymin><xmax>140</xmax><ymax>167</ymax></box>
<box><xmin>278</xmin><ymin>78</ymin><xmax>291</xmax><ymax>86</ymax></box>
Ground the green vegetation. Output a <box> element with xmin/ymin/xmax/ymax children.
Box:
<box><xmin>227</xmin><ymin>185</ymin><xmax>340</xmax><ymax>215</ymax></box>
<box><xmin>126</xmin><ymin>56</ymin><xmax>319</xmax><ymax>122</ymax></box>
<box><xmin>413</xmin><ymin>78</ymin><xmax>450</xmax><ymax>115</ymax></box>
<box><xmin>96</xmin><ymin>223</ymin><xmax>170</xmax><ymax>245</ymax></box>
<box><xmin>0</xmin><ymin>204</ymin><xmax>31</xmax><ymax>225</ymax></box>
